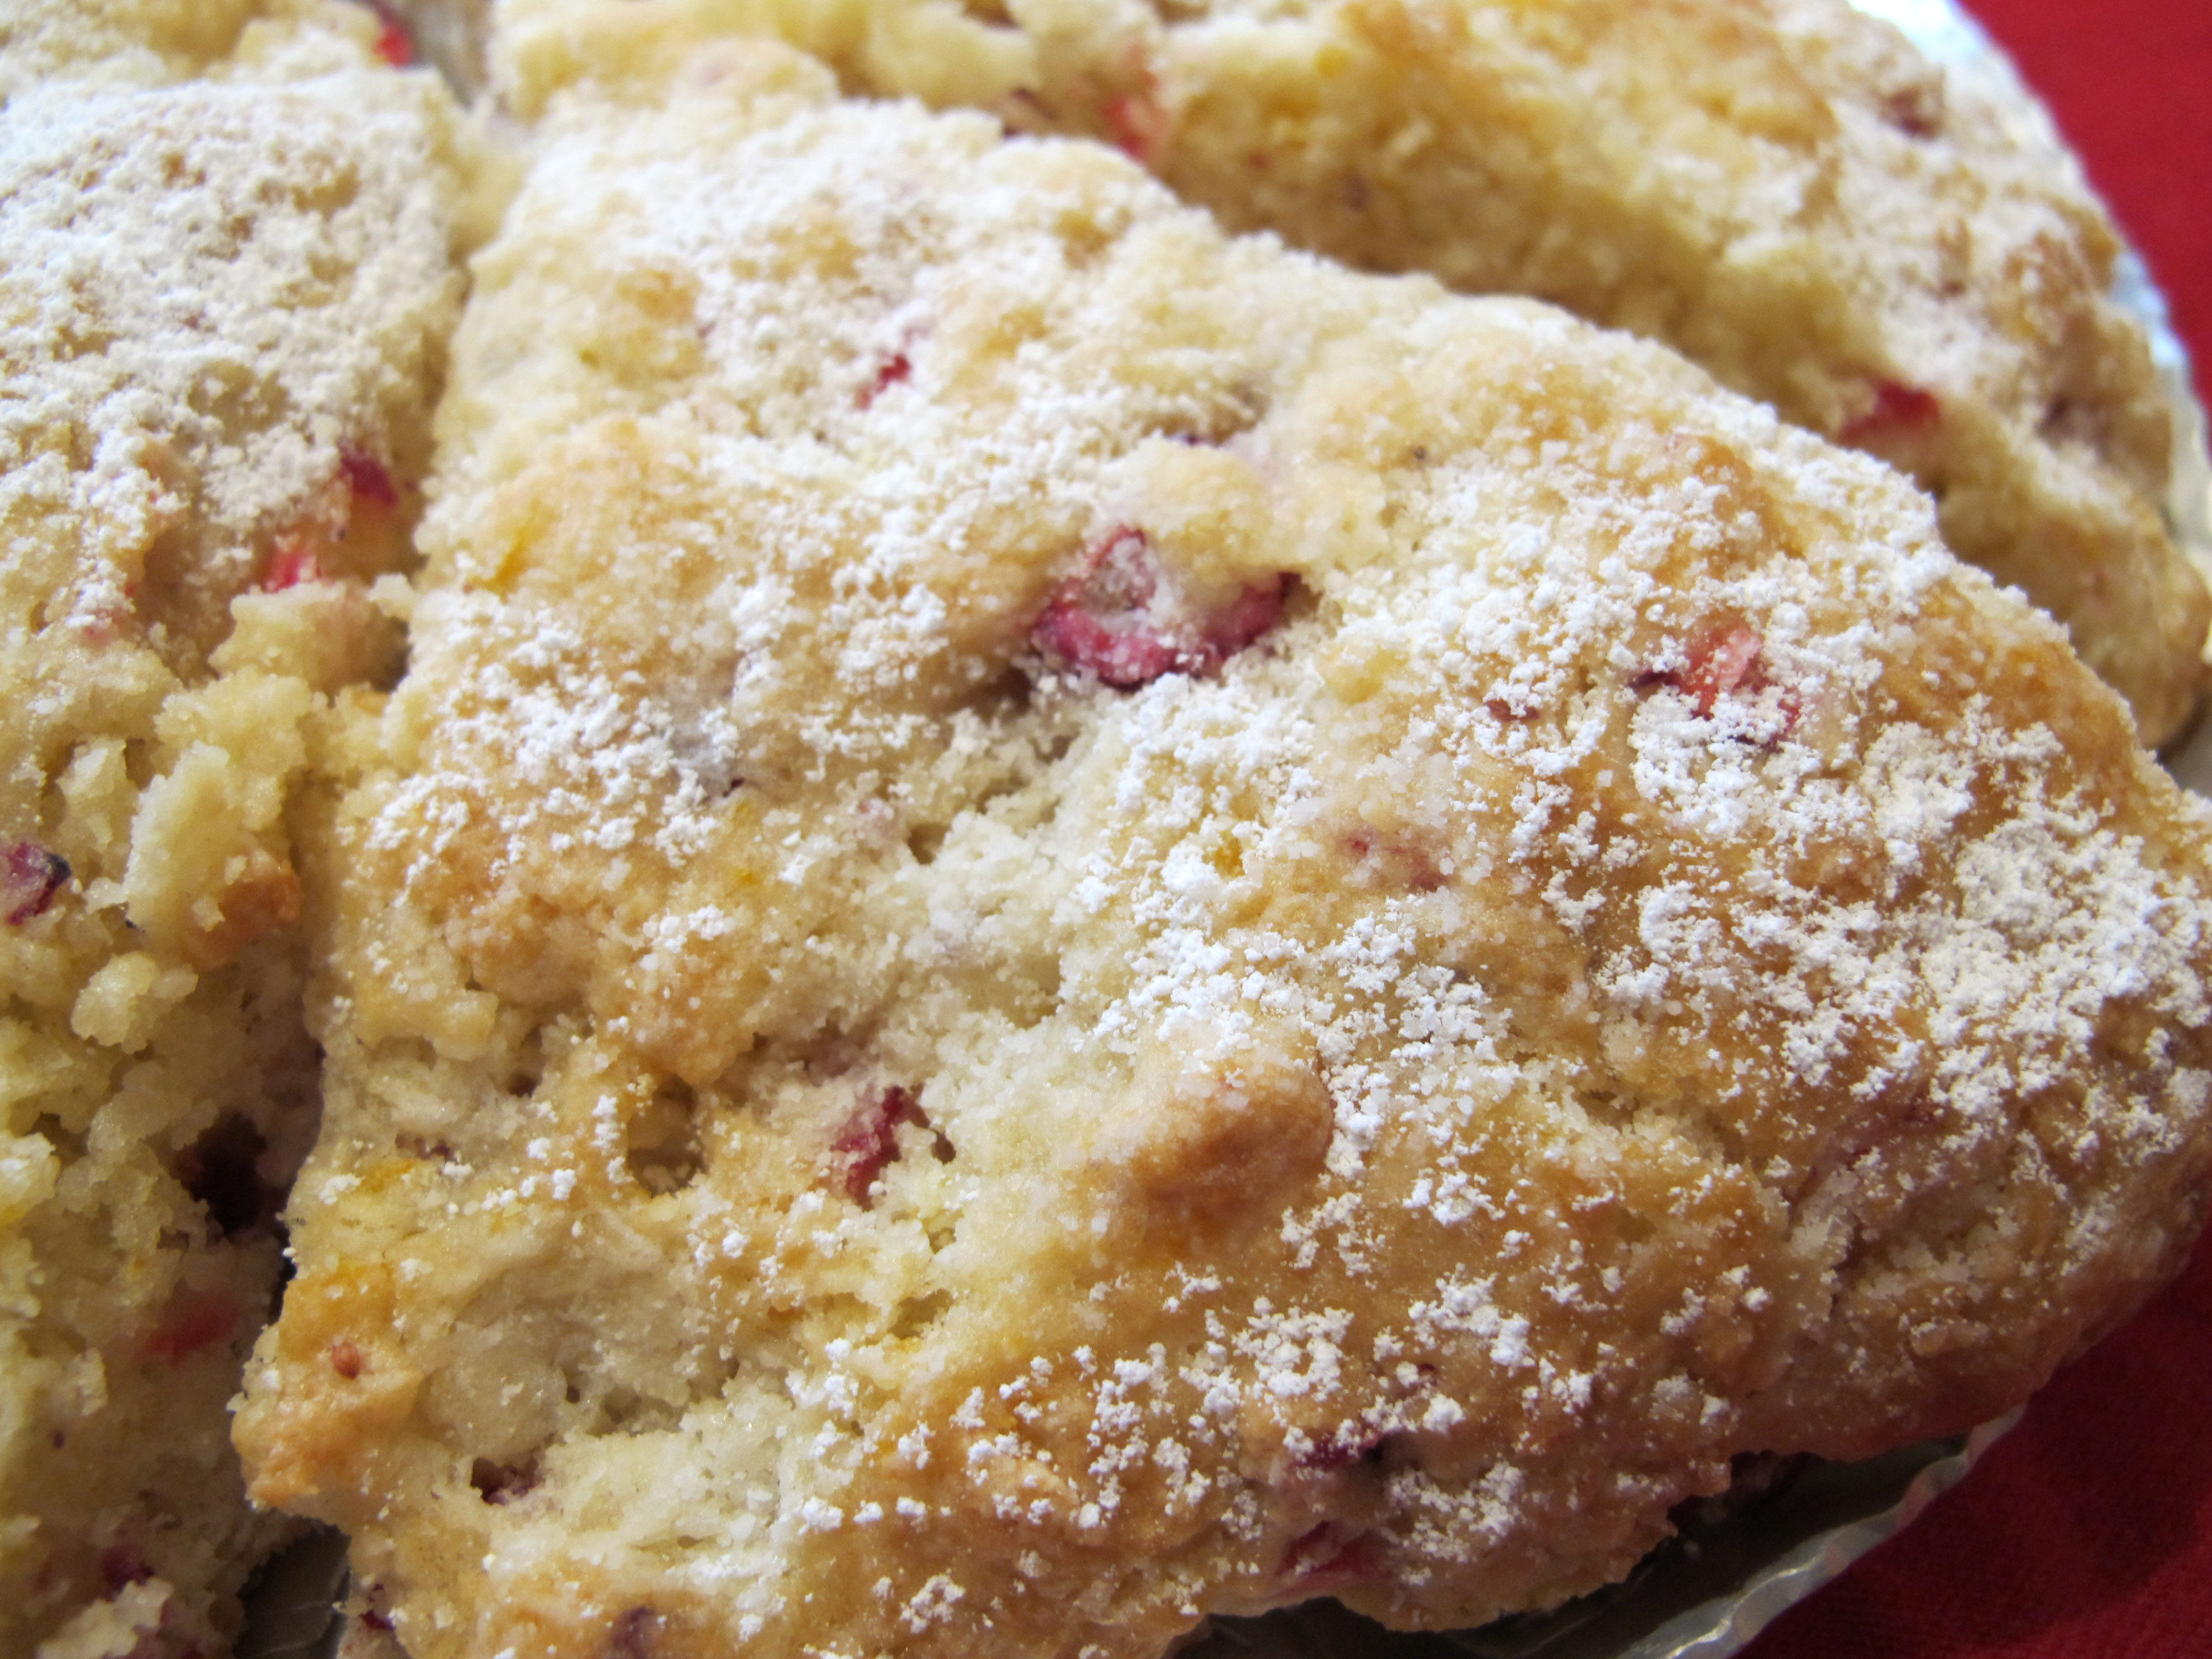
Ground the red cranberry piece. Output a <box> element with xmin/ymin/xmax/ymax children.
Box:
<box><xmin>1633</xmin><ymin>625</ymin><xmax>1763</xmax><ymax>717</ymax></box>
<box><xmin>1034</xmin><ymin>529</ymin><xmax>1174</xmax><ymax>687</ymax></box>
<box><xmin>1201</xmin><ymin>573</ymin><xmax>1290</xmax><ymax>660</ymax></box>
<box><xmin>1633</xmin><ymin>625</ymin><xmax>1803</xmax><ymax>740</ymax></box>
<box><xmin>1032</xmin><ymin>596</ymin><xmax>1184</xmax><ymax>689</ymax></box>
<box><xmin>1840</xmin><ymin>380</ymin><xmax>1940</xmax><ymax>445</ymax></box>
<box><xmin>1033</xmin><ymin>529</ymin><xmax>1292</xmax><ymax>688</ymax></box>
<box><xmin>138</xmin><ymin>1291</ymin><xmax>237</xmax><ymax>1367</ymax></box>
<box><xmin>258</xmin><ymin>447</ymin><xmax>400</xmax><ymax>591</ymax></box>
<box><xmin>857</xmin><ymin>352</ymin><xmax>912</xmax><ymax>409</ymax></box>
<box><xmin>1103</xmin><ymin>90</ymin><xmax>1165</xmax><ymax>164</ymax></box>
<box><xmin>4</xmin><ymin>841</ymin><xmax>69</xmax><ymax>925</ymax></box>
<box><xmin>260</xmin><ymin>540</ymin><xmax>324</xmax><ymax>592</ymax></box>
<box><xmin>359</xmin><ymin>2</ymin><xmax>414</xmax><ymax>67</ymax></box>
<box><xmin>340</xmin><ymin>446</ymin><xmax>401</xmax><ymax>509</ymax></box>
<box><xmin>832</xmin><ymin>1086</ymin><xmax>928</xmax><ymax>1207</ymax></box>
<box><xmin>1679</xmin><ymin>624</ymin><xmax>1764</xmax><ymax>716</ymax></box>
<box><xmin>1344</xmin><ymin>826</ymin><xmax>1447</xmax><ymax>893</ymax></box>
<box><xmin>1276</xmin><ymin>1523</ymin><xmax>1386</xmax><ymax>1592</ymax></box>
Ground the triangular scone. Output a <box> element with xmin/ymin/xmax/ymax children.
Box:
<box><xmin>495</xmin><ymin>0</ymin><xmax>2211</xmax><ymax>748</ymax></box>
<box><xmin>236</xmin><ymin>38</ymin><xmax>2212</xmax><ymax>1659</ymax></box>
<box><xmin>0</xmin><ymin>18</ymin><xmax>467</xmax><ymax>1657</ymax></box>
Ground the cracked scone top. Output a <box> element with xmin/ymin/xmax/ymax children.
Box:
<box><xmin>233</xmin><ymin>36</ymin><xmax>2212</xmax><ymax>1659</ymax></box>
<box><xmin>0</xmin><ymin>7</ymin><xmax>466</xmax><ymax>1655</ymax></box>
<box><xmin>498</xmin><ymin>0</ymin><xmax>2212</xmax><ymax>748</ymax></box>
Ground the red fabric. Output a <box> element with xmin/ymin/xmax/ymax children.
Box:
<box><xmin>1960</xmin><ymin>0</ymin><xmax>2212</xmax><ymax>405</ymax></box>
<box><xmin>1748</xmin><ymin>4</ymin><xmax>2212</xmax><ymax>1654</ymax></box>
<box><xmin>1749</xmin><ymin>1242</ymin><xmax>2212</xmax><ymax>1657</ymax></box>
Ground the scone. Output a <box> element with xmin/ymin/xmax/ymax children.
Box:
<box><xmin>493</xmin><ymin>0</ymin><xmax>2210</xmax><ymax>747</ymax></box>
<box><xmin>0</xmin><ymin>12</ymin><xmax>468</xmax><ymax>1655</ymax></box>
<box><xmin>232</xmin><ymin>36</ymin><xmax>2212</xmax><ymax>1659</ymax></box>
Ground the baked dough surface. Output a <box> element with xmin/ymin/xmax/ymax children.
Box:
<box><xmin>232</xmin><ymin>39</ymin><xmax>2212</xmax><ymax>1659</ymax></box>
<box><xmin>0</xmin><ymin>10</ymin><xmax>465</xmax><ymax>1652</ymax></box>
<box><xmin>495</xmin><ymin>0</ymin><xmax>2211</xmax><ymax>745</ymax></box>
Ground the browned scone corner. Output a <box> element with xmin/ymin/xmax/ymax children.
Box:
<box><xmin>0</xmin><ymin>5</ymin><xmax>470</xmax><ymax>1654</ymax></box>
<box><xmin>230</xmin><ymin>30</ymin><xmax>2212</xmax><ymax>1659</ymax></box>
<box><xmin>492</xmin><ymin>0</ymin><xmax>2211</xmax><ymax>747</ymax></box>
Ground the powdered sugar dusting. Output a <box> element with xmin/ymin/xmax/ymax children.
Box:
<box><xmin>253</xmin><ymin>42</ymin><xmax>2212</xmax><ymax>1659</ymax></box>
<box><xmin>0</xmin><ymin>72</ymin><xmax>458</xmax><ymax>642</ymax></box>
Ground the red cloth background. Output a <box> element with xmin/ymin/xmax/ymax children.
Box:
<box><xmin>1747</xmin><ymin>3</ymin><xmax>2212</xmax><ymax>1655</ymax></box>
